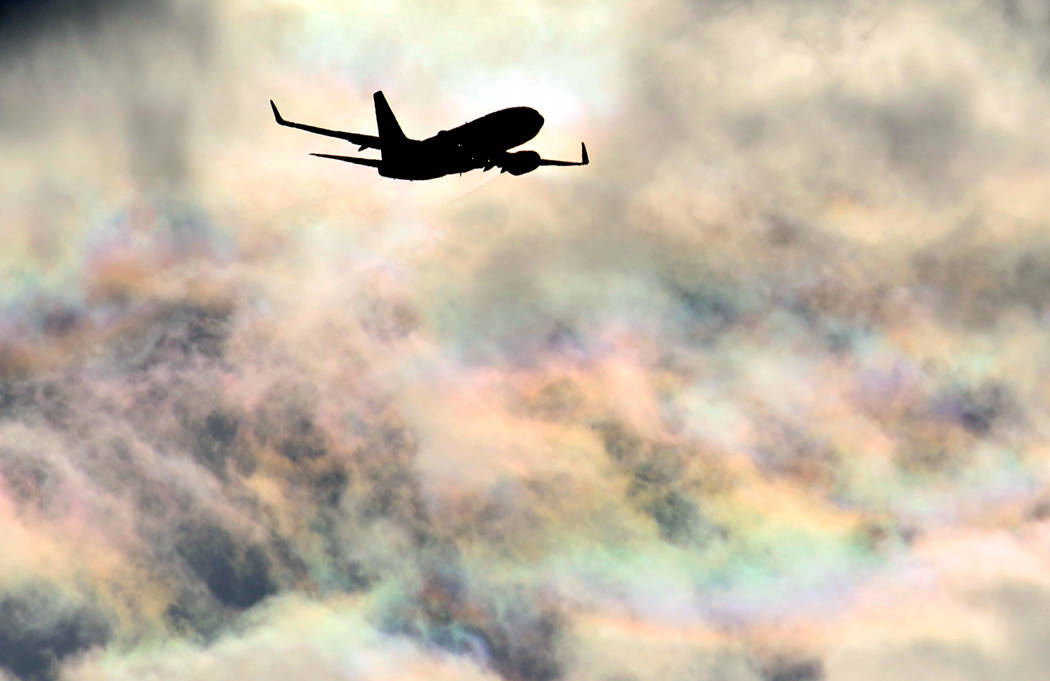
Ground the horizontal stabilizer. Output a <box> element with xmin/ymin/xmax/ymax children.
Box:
<box><xmin>310</xmin><ymin>153</ymin><xmax>382</xmax><ymax>168</ymax></box>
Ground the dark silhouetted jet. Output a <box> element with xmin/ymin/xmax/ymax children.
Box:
<box><xmin>270</xmin><ymin>91</ymin><xmax>588</xmax><ymax>180</ymax></box>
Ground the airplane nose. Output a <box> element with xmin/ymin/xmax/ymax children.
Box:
<box><xmin>531</xmin><ymin>109</ymin><xmax>545</xmax><ymax>133</ymax></box>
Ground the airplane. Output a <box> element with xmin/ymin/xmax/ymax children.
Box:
<box><xmin>270</xmin><ymin>91</ymin><xmax>588</xmax><ymax>180</ymax></box>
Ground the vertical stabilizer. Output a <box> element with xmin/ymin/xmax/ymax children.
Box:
<box><xmin>373</xmin><ymin>91</ymin><xmax>406</xmax><ymax>143</ymax></box>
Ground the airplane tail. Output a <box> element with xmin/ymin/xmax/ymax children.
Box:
<box><xmin>373</xmin><ymin>91</ymin><xmax>406</xmax><ymax>144</ymax></box>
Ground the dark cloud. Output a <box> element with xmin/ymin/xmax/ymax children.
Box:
<box><xmin>595</xmin><ymin>421</ymin><xmax>727</xmax><ymax>545</ymax></box>
<box><xmin>823</xmin><ymin>83</ymin><xmax>989</xmax><ymax>199</ymax></box>
<box><xmin>175</xmin><ymin>521</ymin><xmax>277</xmax><ymax>611</ymax></box>
<box><xmin>377</xmin><ymin>541</ymin><xmax>566</xmax><ymax>681</ymax></box>
<box><xmin>0</xmin><ymin>0</ymin><xmax>160</xmax><ymax>51</ymax></box>
<box><xmin>162</xmin><ymin>591</ymin><xmax>226</xmax><ymax>642</ymax></box>
<box><xmin>521</xmin><ymin>378</ymin><xmax>585</xmax><ymax>422</ymax></box>
<box><xmin>0</xmin><ymin>447</ymin><xmax>61</xmax><ymax>511</ymax></box>
<box><xmin>188</xmin><ymin>408</ymin><xmax>242</xmax><ymax>478</ymax></box>
<box><xmin>930</xmin><ymin>380</ymin><xmax>1017</xmax><ymax>436</ymax></box>
<box><xmin>666</xmin><ymin>279</ymin><xmax>742</xmax><ymax>348</ymax></box>
<box><xmin>0</xmin><ymin>376</ymin><xmax>70</xmax><ymax>428</ymax></box>
<box><xmin>914</xmin><ymin>236</ymin><xmax>1050</xmax><ymax>327</ymax></box>
<box><xmin>0</xmin><ymin>0</ymin><xmax>216</xmax><ymax>199</ymax></box>
<box><xmin>761</xmin><ymin>656</ymin><xmax>824</xmax><ymax>681</ymax></box>
<box><xmin>119</xmin><ymin>302</ymin><xmax>233</xmax><ymax>370</ymax></box>
<box><xmin>252</xmin><ymin>386</ymin><xmax>330</xmax><ymax>463</ymax></box>
<box><xmin>0</xmin><ymin>585</ymin><xmax>110</xmax><ymax>681</ymax></box>
<box><xmin>312</xmin><ymin>465</ymin><xmax>350</xmax><ymax>508</ymax></box>
<box><xmin>643</xmin><ymin>490</ymin><xmax>703</xmax><ymax>544</ymax></box>
<box><xmin>481</xmin><ymin>608</ymin><xmax>563</xmax><ymax>681</ymax></box>
<box><xmin>346</xmin><ymin>420</ymin><xmax>426</xmax><ymax>528</ymax></box>
<box><xmin>752</xmin><ymin>420</ymin><xmax>839</xmax><ymax>489</ymax></box>
<box><xmin>594</xmin><ymin>421</ymin><xmax>647</xmax><ymax>467</ymax></box>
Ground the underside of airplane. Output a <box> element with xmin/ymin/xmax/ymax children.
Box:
<box><xmin>270</xmin><ymin>91</ymin><xmax>588</xmax><ymax>180</ymax></box>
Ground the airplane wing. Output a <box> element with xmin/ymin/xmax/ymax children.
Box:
<box><xmin>270</xmin><ymin>100</ymin><xmax>383</xmax><ymax>151</ymax></box>
<box><xmin>537</xmin><ymin>142</ymin><xmax>589</xmax><ymax>166</ymax></box>
<box><xmin>488</xmin><ymin>143</ymin><xmax>589</xmax><ymax>174</ymax></box>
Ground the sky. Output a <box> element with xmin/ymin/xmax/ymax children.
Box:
<box><xmin>3</xmin><ymin>0</ymin><xmax>1050</xmax><ymax>679</ymax></box>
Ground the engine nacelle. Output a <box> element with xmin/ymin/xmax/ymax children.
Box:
<box><xmin>500</xmin><ymin>150</ymin><xmax>541</xmax><ymax>175</ymax></box>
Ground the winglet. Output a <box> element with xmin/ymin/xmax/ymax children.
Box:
<box><xmin>581</xmin><ymin>142</ymin><xmax>589</xmax><ymax>165</ymax></box>
<box><xmin>270</xmin><ymin>99</ymin><xmax>285</xmax><ymax>125</ymax></box>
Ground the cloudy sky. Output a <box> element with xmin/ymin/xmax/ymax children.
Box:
<box><xmin>3</xmin><ymin>0</ymin><xmax>1050</xmax><ymax>679</ymax></box>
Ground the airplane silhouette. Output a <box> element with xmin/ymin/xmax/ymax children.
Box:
<box><xmin>270</xmin><ymin>91</ymin><xmax>588</xmax><ymax>180</ymax></box>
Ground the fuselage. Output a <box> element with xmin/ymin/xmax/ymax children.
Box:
<box><xmin>379</xmin><ymin>106</ymin><xmax>544</xmax><ymax>180</ymax></box>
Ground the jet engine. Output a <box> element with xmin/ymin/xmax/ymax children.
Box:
<box><xmin>499</xmin><ymin>150</ymin><xmax>541</xmax><ymax>175</ymax></box>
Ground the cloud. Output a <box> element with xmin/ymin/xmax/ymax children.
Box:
<box><xmin>0</xmin><ymin>0</ymin><xmax>161</xmax><ymax>52</ymax></box>
<box><xmin>825</xmin><ymin>580</ymin><xmax>1050</xmax><ymax>681</ymax></box>
<box><xmin>64</xmin><ymin>595</ymin><xmax>499</xmax><ymax>681</ymax></box>
<box><xmin>0</xmin><ymin>584</ymin><xmax>110</xmax><ymax>681</ymax></box>
<box><xmin>4</xmin><ymin>0</ymin><xmax>1050</xmax><ymax>680</ymax></box>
